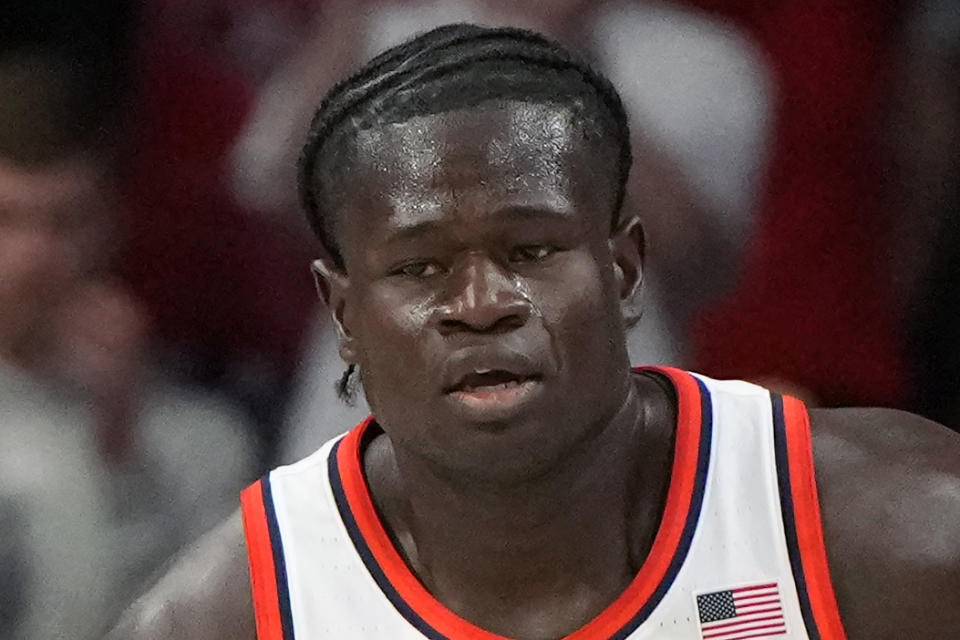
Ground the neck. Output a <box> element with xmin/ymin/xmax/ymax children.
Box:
<box><xmin>366</xmin><ymin>373</ymin><xmax>675</xmax><ymax>639</ymax></box>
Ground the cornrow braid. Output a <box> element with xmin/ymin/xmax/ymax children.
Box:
<box><xmin>297</xmin><ymin>23</ymin><xmax>632</xmax><ymax>267</ymax></box>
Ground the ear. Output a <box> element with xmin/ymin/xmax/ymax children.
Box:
<box><xmin>311</xmin><ymin>258</ymin><xmax>359</xmax><ymax>364</ymax></box>
<box><xmin>609</xmin><ymin>214</ymin><xmax>645</xmax><ymax>301</ymax></box>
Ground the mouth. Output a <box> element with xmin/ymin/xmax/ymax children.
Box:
<box><xmin>447</xmin><ymin>369</ymin><xmax>536</xmax><ymax>392</ymax></box>
<box><xmin>444</xmin><ymin>369</ymin><xmax>542</xmax><ymax>414</ymax></box>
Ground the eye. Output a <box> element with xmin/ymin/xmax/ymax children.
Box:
<box><xmin>510</xmin><ymin>245</ymin><xmax>556</xmax><ymax>263</ymax></box>
<box><xmin>395</xmin><ymin>261</ymin><xmax>444</xmax><ymax>278</ymax></box>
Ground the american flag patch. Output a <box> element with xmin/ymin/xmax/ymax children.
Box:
<box><xmin>696</xmin><ymin>582</ymin><xmax>786</xmax><ymax>639</ymax></box>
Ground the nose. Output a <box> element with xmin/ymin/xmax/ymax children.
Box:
<box><xmin>434</xmin><ymin>254</ymin><xmax>531</xmax><ymax>334</ymax></box>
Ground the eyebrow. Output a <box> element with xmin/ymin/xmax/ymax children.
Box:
<box><xmin>384</xmin><ymin>204</ymin><xmax>577</xmax><ymax>243</ymax></box>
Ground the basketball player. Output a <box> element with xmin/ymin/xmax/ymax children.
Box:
<box><xmin>107</xmin><ymin>25</ymin><xmax>960</xmax><ymax>640</ymax></box>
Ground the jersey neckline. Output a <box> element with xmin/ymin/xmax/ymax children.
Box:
<box><xmin>327</xmin><ymin>366</ymin><xmax>713</xmax><ymax>640</ymax></box>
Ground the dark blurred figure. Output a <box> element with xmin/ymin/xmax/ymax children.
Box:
<box><xmin>0</xmin><ymin>44</ymin><xmax>257</xmax><ymax>636</ymax></box>
<box><xmin>0</xmin><ymin>46</ymin><xmax>123</xmax><ymax>640</ymax></box>
<box><xmin>890</xmin><ymin>0</ymin><xmax>960</xmax><ymax>430</ymax></box>
<box><xmin>3</xmin><ymin>1</ymin><xmax>321</xmax><ymax>463</ymax></box>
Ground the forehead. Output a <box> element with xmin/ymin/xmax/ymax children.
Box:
<box><xmin>334</xmin><ymin>101</ymin><xmax>615</xmax><ymax>240</ymax></box>
<box><xmin>357</xmin><ymin>100</ymin><xmax>581</xmax><ymax>168</ymax></box>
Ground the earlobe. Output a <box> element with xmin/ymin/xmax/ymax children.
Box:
<box><xmin>610</xmin><ymin>215</ymin><xmax>645</xmax><ymax>300</ymax></box>
<box><xmin>311</xmin><ymin>259</ymin><xmax>359</xmax><ymax>363</ymax></box>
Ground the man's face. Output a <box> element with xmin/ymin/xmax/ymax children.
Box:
<box><xmin>325</xmin><ymin>101</ymin><xmax>640</xmax><ymax>481</ymax></box>
<box><xmin>0</xmin><ymin>158</ymin><xmax>108</xmax><ymax>357</ymax></box>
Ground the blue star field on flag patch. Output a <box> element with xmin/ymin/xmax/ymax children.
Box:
<box><xmin>697</xmin><ymin>590</ymin><xmax>737</xmax><ymax>623</ymax></box>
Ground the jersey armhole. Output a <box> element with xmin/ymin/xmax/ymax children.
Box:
<box><xmin>778</xmin><ymin>395</ymin><xmax>848</xmax><ymax>640</ymax></box>
<box><xmin>240</xmin><ymin>478</ymin><xmax>289</xmax><ymax>640</ymax></box>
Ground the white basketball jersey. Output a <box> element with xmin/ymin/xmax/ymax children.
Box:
<box><xmin>242</xmin><ymin>368</ymin><xmax>847</xmax><ymax>640</ymax></box>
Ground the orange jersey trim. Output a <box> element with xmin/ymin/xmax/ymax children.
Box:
<box><xmin>241</xmin><ymin>480</ymin><xmax>287</xmax><ymax>640</ymax></box>
<box><xmin>781</xmin><ymin>396</ymin><xmax>848</xmax><ymax>640</ymax></box>
<box><xmin>333</xmin><ymin>366</ymin><xmax>708</xmax><ymax>640</ymax></box>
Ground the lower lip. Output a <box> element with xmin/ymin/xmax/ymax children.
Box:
<box><xmin>446</xmin><ymin>379</ymin><xmax>541</xmax><ymax>415</ymax></box>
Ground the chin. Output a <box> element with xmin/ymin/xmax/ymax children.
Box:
<box><xmin>418</xmin><ymin>410</ymin><xmax>589</xmax><ymax>486</ymax></box>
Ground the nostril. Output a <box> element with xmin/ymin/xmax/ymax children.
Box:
<box><xmin>439</xmin><ymin>312</ymin><xmax>526</xmax><ymax>335</ymax></box>
<box><xmin>491</xmin><ymin>313</ymin><xmax>526</xmax><ymax>332</ymax></box>
<box><xmin>439</xmin><ymin>317</ymin><xmax>468</xmax><ymax>331</ymax></box>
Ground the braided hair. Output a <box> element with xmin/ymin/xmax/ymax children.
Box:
<box><xmin>297</xmin><ymin>23</ymin><xmax>633</xmax><ymax>398</ymax></box>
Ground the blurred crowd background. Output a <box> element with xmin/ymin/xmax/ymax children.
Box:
<box><xmin>0</xmin><ymin>0</ymin><xmax>957</xmax><ymax>637</ymax></box>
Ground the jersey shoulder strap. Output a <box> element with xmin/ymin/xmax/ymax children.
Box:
<box><xmin>241</xmin><ymin>436</ymin><xmax>344</xmax><ymax>640</ymax></box>
<box><xmin>771</xmin><ymin>393</ymin><xmax>847</xmax><ymax>640</ymax></box>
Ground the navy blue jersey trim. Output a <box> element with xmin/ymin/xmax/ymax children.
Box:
<box><xmin>608</xmin><ymin>375</ymin><xmax>713</xmax><ymax>639</ymax></box>
<box><xmin>328</xmin><ymin>375</ymin><xmax>712</xmax><ymax>640</ymax></box>
<box><xmin>771</xmin><ymin>393</ymin><xmax>820</xmax><ymax>640</ymax></box>
<box><xmin>329</xmin><ymin>437</ymin><xmax>449</xmax><ymax>640</ymax></box>
<box><xmin>261</xmin><ymin>474</ymin><xmax>297</xmax><ymax>639</ymax></box>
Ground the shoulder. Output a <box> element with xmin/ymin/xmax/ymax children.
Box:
<box><xmin>807</xmin><ymin>407</ymin><xmax>960</xmax><ymax>639</ymax></box>
<box><xmin>103</xmin><ymin>509</ymin><xmax>255</xmax><ymax>640</ymax></box>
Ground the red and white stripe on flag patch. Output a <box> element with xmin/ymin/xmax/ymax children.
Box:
<box><xmin>695</xmin><ymin>582</ymin><xmax>786</xmax><ymax>639</ymax></box>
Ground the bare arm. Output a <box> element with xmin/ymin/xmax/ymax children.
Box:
<box><xmin>104</xmin><ymin>510</ymin><xmax>255</xmax><ymax>640</ymax></box>
<box><xmin>811</xmin><ymin>408</ymin><xmax>960</xmax><ymax>639</ymax></box>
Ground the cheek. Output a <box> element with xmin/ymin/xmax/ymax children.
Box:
<box><xmin>540</xmin><ymin>248</ymin><xmax>619</xmax><ymax>323</ymax></box>
<box><xmin>536</xmin><ymin>250</ymin><xmax>624</xmax><ymax>367</ymax></box>
<box><xmin>357</xmin><ymin>289</ymin><xmax>414</xmax><ymax>347</ymax></box>
<box><xmin>352</xmin><ymin>286</ymin><xmax>436</xmax><ymax>397</ymax></box>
